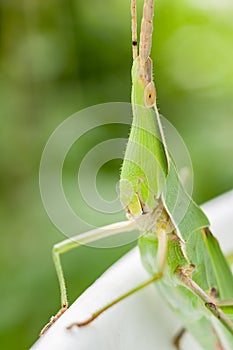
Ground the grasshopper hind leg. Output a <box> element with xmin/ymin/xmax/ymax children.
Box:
<box><xmin>67</xmin><ymin>272</ymin><xmax>163</xmax><ymax>329</ymax></box>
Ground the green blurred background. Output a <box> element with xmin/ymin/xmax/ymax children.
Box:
<box><xmin>1</xmin><ymin>0</ymin><xmax>233</xmax><ymax>348</ymax></box>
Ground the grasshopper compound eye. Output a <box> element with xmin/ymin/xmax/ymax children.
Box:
<box><xmin>144</xmin><ymin>81</ymin><xmax>156</xmax><ymax>108</ymax></box>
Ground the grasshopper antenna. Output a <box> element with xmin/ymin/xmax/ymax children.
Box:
<box><xmin>131</xmin><ymin>0</ymin><xmax>138</xmax><ymax>60</ymax></box>
<box><xmin>139</xmin><ymin>0</ymin><xmax>154</xmax><ymax>65</ymax></box>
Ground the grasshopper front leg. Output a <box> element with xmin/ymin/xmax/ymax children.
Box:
<box><xmin>40</xmin><ymin>221</ymin><xmax>136</xmax><ymax>336</ymax></box>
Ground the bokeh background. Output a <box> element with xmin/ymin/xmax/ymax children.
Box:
<box><xmin>1</xmin><ymin>0</ymin><xmax>233</xmax><ymax>349</ymax></box>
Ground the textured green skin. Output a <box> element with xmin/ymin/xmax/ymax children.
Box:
<box><xmin>120</xmin><ymin>58</ymin><xmax>167</xmax><ymax>215</ymax></box>
<box><xmin>120</xmin><ymin>57</ymin><xmax>233</xmax><ymax>348</ymax></box>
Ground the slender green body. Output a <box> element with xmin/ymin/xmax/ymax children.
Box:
<box><xmin>120</xmin><ymin>1</ymin><xmax>233</xmax><ymax>348</ymax></box>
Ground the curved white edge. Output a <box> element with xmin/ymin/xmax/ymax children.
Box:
<box><xmin>31</xmin><ymin>190</ymin><xmax>233</xmax><ymax>350</ymax></box>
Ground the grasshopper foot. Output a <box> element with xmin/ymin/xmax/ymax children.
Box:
<box><xmin>40</xmin><ymin>304</ymin><xmax>68</xmax><ymax>336</ymax></box>
<box><xmin>172</xmin><ymin>328</ymin><xmax>186</xmax><ymax>350</ymax></box>
<box><xmin>67</xmin><ymin>315</ymin><xmax>95</xmax><ymax>330</ymax></box>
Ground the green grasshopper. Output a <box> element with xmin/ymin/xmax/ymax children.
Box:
<box><xmin>40</xmin><ymin>1</ymin><xmax>233</xmax><ymax>348</ymax></box>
